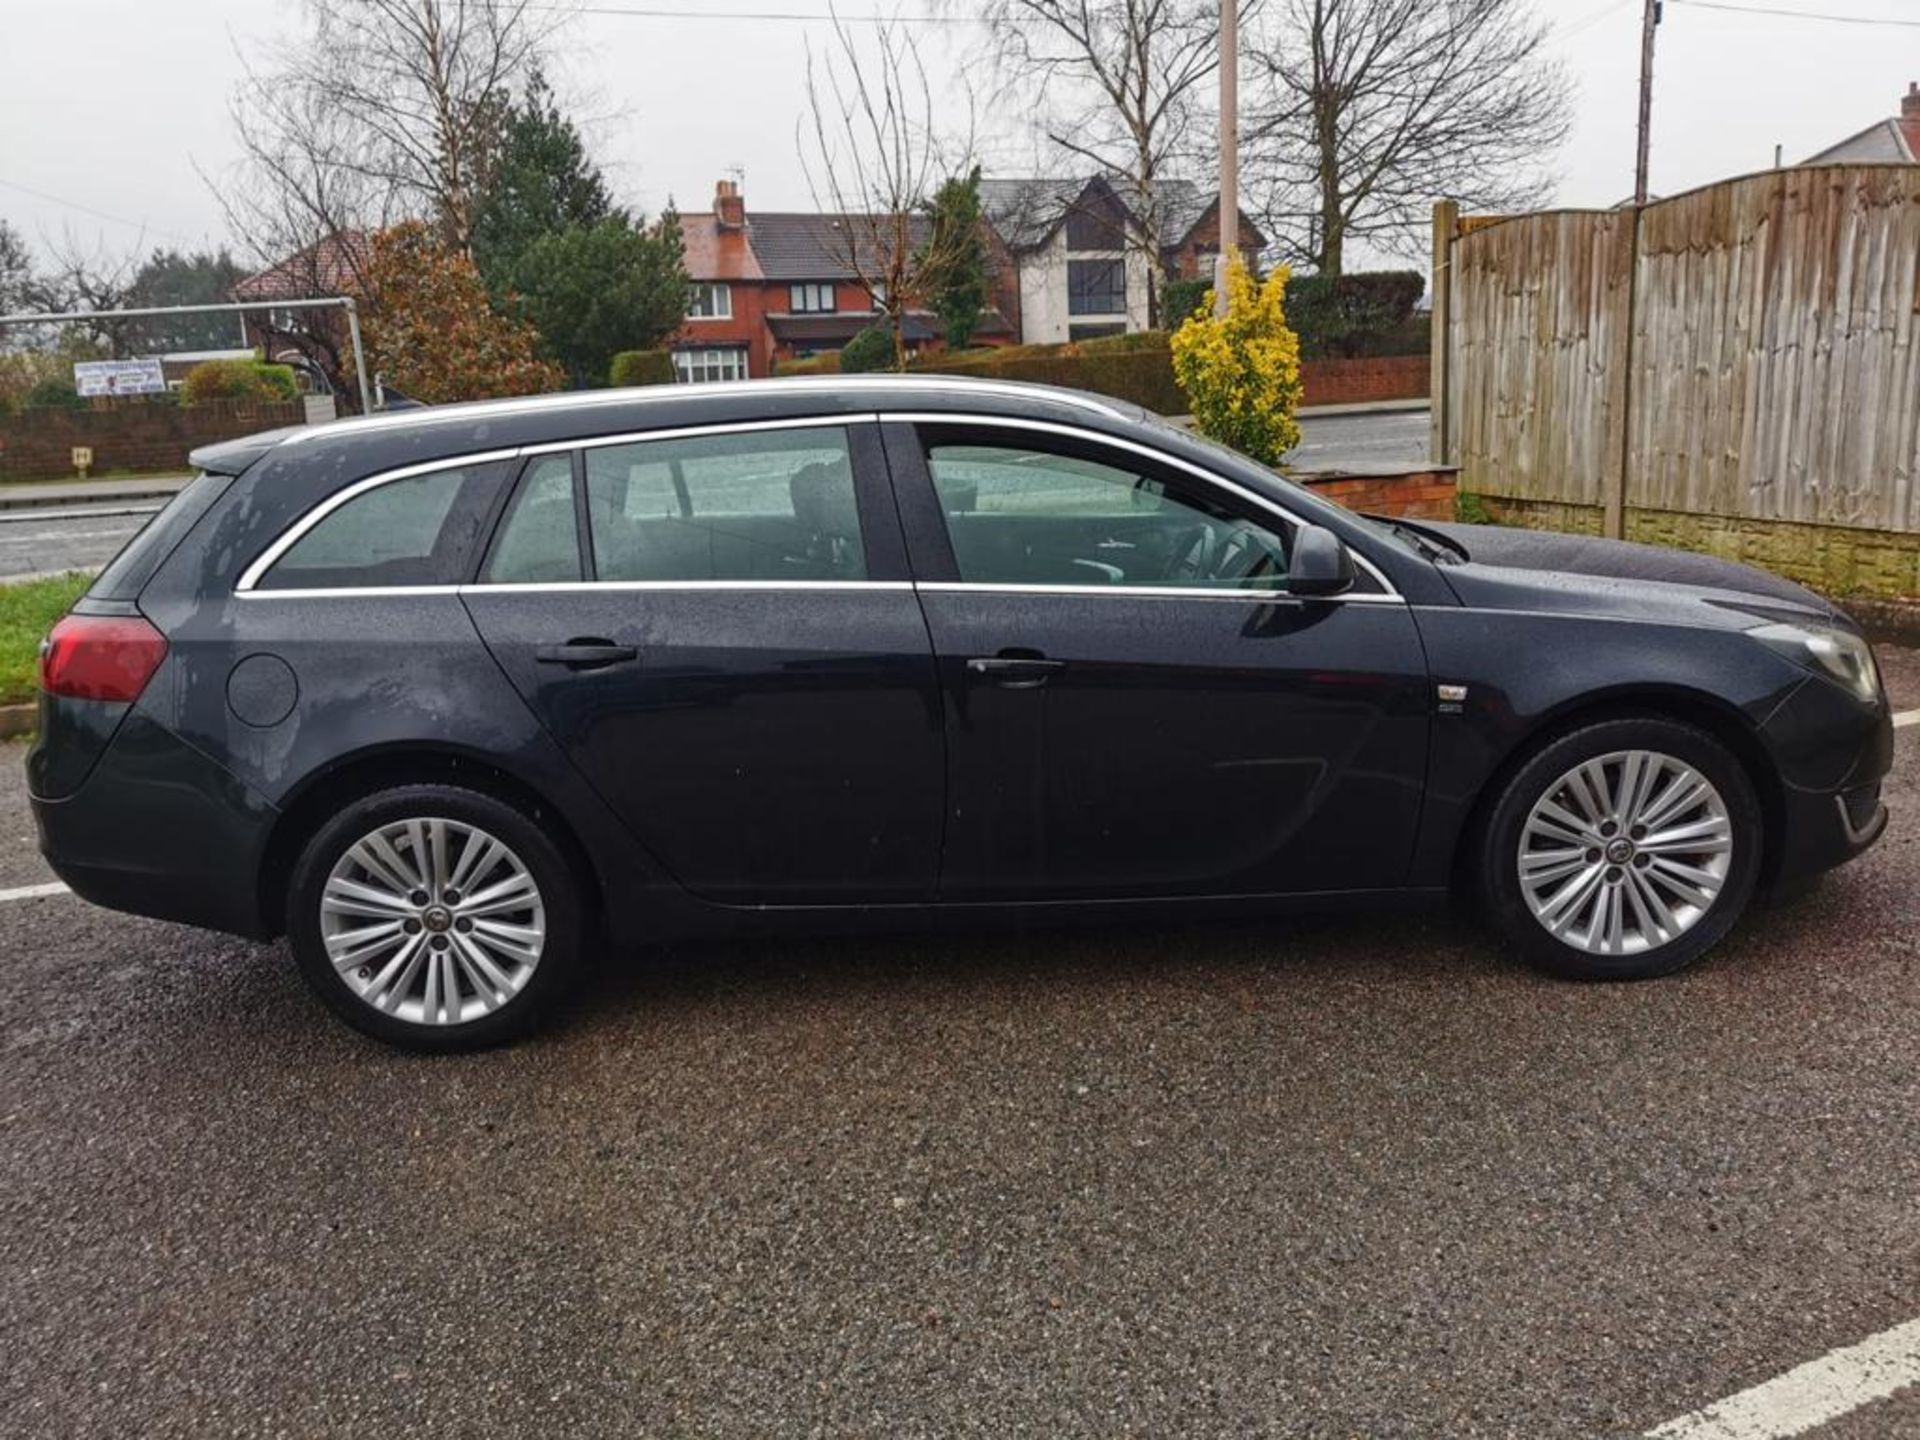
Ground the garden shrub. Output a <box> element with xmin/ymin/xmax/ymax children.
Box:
<box><xmin>1160</xmin><ymin>277</ymin><xmax>1211</xmax><ymax>328</ymax></box>
<box><xmin>608</xmin><ymin>349</ymin><xmax>675</xmax><ymax>387</ymax></box>
<box><xmin>24</xmin><ymin>377</ymin><xmax>86</xmax><ymax>410</ymax></box>
<box><xmin>178</xmin><ymin>359</ymin><xmax>298</xmax><ymax>407</ymax></box>
<box><xmin>837</xmin><ymin>324</ymin><xmax>897</xmax><ymax>374</ymax></box>
<box><xmin>1169</xmin><ymin>259</ymin><xmax>1303</xmax><ymax>467</ymax></box>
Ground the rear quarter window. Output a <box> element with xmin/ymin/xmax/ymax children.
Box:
<box><xmin>252</xmin><ymin>462</ymin><xmax>506</xmax><ymax>591</ymax></box>
<box><xmin>89</xmin><ymin>471</ymin><xmax>235</xmax><ymax>603</ymax></box>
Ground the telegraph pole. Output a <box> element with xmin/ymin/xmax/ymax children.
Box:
<box><xmin>1634</xmin><ymin>0</ymin><xmax>1662</xmax><ymax>205</ymax></box>
<box><xmin>1214</xmin><ymin>0</ymin><xmax>1239</xmax><ymax>317</ymax></box>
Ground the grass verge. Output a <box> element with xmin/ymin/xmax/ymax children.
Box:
<box><xmin>0</xmin><ymin>572</ymin><xmax>91</xmax><ymax>705</ymax></box>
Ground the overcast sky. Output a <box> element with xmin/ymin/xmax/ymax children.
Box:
<box><xmin>1</xmin><ymin>0</ymin><xmax>1915</xmax><ymax>276</ymax></box>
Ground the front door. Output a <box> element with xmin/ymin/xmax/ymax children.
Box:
<box><xmin>885</xmin><ymin>420</ymin><xmax>1432</xmax><ymax>901</ymax></box>
<box><xmin>464</xmin><ymin>420</ymin><xmax>944</xmax><ymax>904</ymax></box>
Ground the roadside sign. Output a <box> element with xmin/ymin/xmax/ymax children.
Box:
<box><xmin>73</xmin><ymin>357</ymin><xmax>166</xmax><ymax>397</ymax></box>
<box><xmin>71</xmin><ymin>446</ymin><xmax>94</xmax><ymax>477</ymax></box>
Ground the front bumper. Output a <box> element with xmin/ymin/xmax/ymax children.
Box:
<box><xmin>1761</xmin><ymin>675</ymin><xmax>1895</xmax><ymax>882</ymax></box>
<box><xmin>30</xmin><ymin>707</ymin><xmax>280</xmax><ymax>939</ymax></box>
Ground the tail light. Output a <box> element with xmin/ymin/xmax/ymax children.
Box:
<box><xmin>39</xmin><ymin>614</ymin><xmax>169</xmax><ymax>702</ymax></box>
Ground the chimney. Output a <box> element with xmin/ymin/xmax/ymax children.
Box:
<box><xmin>715</xmin><ymin>179</ymin><xmax>746</xmax><ymax>230</ymax></box>
<box><xmin>1904</xmin><ymin>82</ymin><xmax>1920</xmax><ymax>121</ymax></box>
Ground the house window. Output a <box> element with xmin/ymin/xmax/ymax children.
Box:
<box><xmin>867</xmin><ymin>282</ymin><xmax>888</xmax><ymax>312</ymax></box>
<box><xmin>671</xmin><ymin>347</ymin><xmax>749</xmax><ymax>384</ymax></box>
<box><xmin>1068</xmin><ymin>259</ymin><xmax>1127</xmax><ymax>316</ymax></box>
<box><xmin>687</xmin><ymin>283</ymin><xmax>732</xmax><ymax>320</ymax></box>
<box><xmin>790</xmin><ymin>283</ymin><xmax>835</xmax><ymax>313</ymax></box>
<box><xmin>1069</xmin><ymin>322</ymin><xmax>1126</xmax><ymax>342</ymax></box>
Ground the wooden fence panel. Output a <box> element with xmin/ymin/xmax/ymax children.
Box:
<box><xmin>1442</xmin><ymin>165</ymin><xmax>1920</xmax><ymax>536</ymax></box>
<box><xmin>1447</xmin><ymin>208</ymin><xmax>1632</xmax><ymax>508</ymax></box>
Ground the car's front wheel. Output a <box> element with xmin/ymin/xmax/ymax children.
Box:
<box><xmin>1479</xmin><ymin>717</ymin><xmax>1763</xmax><ymax>980</ymax></box>
<box><xmin>287</xmin><ymin>784</ymin><xmax>583</xmax><ymax>1050</ymax></box>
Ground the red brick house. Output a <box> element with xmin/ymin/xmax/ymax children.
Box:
<box><xmin>671</xmin><ymin>180</ymin><xmax>1013</xmax><ymax>379</ymax></box>
<box><xmin>230</xmin><ymin>231</ymin><xmax>371</xmax><ymax>385</ymax></box>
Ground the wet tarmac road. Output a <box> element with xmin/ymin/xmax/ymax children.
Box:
<box><xmin>2</xmin><ymin>644</ymin><xmax>1916</xmax><ymax>1438</ymax></box>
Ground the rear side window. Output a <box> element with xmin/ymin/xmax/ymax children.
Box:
<box><xmin>583</xmin><ymin>426</ymin><xmax>865</xmax><ymax>582</ymax></box>
<box><xmin>90</xmin><ymin>470</ymin><xmax>234</xmax><ymax>602</ymax></box>
<box><xmin>255</xmin><ymin>463</ymin><xmax>502</xmax><ymax>591</ymax></box>
<box><xmin>485</xmin><ymin>456</ymin><xmax>583</xmax><ymax>584</ymax></box>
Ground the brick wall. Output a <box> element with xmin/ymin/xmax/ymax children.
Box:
<box><xmin>0</xmin><ymin>400</ymin><xmax>306</xmax><ymax>481</ymax></box>
<box><xmin>1299</xmin><ymin>354</ymin><xmax>1429</xmax><ymax>408</ymax></box>
<box><xmin>1296</xmin><ymin>467</ymin><xmax>1457</xmax><ymax>521</ymax></box>
<box><xmin>1472</xmin><ymin>495</ymin><xmax>1920</xmax><ymax>603</ymax></box>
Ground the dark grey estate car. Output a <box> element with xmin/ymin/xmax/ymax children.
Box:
<box><xmin>30</xmin><ymin>379</ymin><xmax>1892</xmax><ymax>1050</ymax></box>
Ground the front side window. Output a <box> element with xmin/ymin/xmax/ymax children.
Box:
<box><xmin>790</xmin><ymin>283</ymin><xmax>835</xmax><ymax>313</ymax></box>
<box><xmin>1067</xmin><ymin>259</ymin><xmax>1127</xmax><ymax>316</ymax></box>
<box><xmin>257</xmin><ymin>464</ymin><xmax>498</xmax><ymax>590</ymax></box>
<box><xmin>687</xmin><ymin>282</ymin><xmax>732</xmax><ymax>320</ymax></box>
<box><xmin>585</xmin><ymin>426</ymin><xmax>865</xmax><ymax>582</ymax></box>
<box><xmin>672</xmin><ymin>347</ymin><xmax>749</xmax><ymax>384</ymax></box>
<box><xmin>927</xmin><ymin>441</ymin><xmax>1289</xmax><ymax>591</ymax></box>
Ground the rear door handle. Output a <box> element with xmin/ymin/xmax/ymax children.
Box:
<box><xmin>966</xmin><ymin>655</ymin><xmax>1065</xmax><ymax>689</ymax></box>
<box><xmin>535</xmin><ymin>640</ymin><xmax>638</xmax><ymax>670</ymax></box>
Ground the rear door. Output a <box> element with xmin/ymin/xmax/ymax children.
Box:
<box><xmin>885</xmin><ymin>419</ymin><xmax>1432</xmax><ymax>901</ymax></box>
<box><xmin>462</xmin><ymin>419</ymin><xmax>944</xmax><ymax>904</ymax></box>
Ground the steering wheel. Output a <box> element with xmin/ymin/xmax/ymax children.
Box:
<box><xmin>1168</xmin><ymin>524</ymin><xmax>1221</xmax><ymax>583</ymax></box>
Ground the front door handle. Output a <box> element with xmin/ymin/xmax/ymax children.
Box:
<box><xmin>535</xmin><ymin>639</ymin><xmax>638</xmax><ymax>670</ymax></box>
<box><xmin>966</xmin><ymin>654</ymin><xmax>1065</xmax><ymax>689</ymax></box>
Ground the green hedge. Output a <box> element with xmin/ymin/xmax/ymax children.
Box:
<box><xmin>608</xmin><ymin>349</ymin><xmax>675</xmax><ymax>387</ymax></box>
<box><xmin>1286</xmin><ymin>271</ymin><xmax>1426</xmax><ymax>359</ymax></box>
<box><xmin>773</xmin><ymin>352</ymin><xmax>842</xmax><ymax>377</ymax></box>
<box><xmin>915</xmin><ymin>336</ymin><xmax>1184</xmax><ymax>413</ymax></box>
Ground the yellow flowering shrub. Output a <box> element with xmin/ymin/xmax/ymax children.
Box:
<box><xmin>1169</xmin><ymin>260</ymin><xmax>1303</xmax><ymax>467</ymax></box>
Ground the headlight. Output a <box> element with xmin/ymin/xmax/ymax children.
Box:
<box><xmin>1748</xmin><ymin>620</ymin><xmax>1882</xmax><ymax>704</ymax></box>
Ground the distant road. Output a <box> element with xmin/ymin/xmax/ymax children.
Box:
<box><xmin>1285</xmin><ymin>406</ymin><xmax>1431</xmax><ymax>471</ymax></box>
<box><xmin>0</xmin><ymin>504</ymin><xmax>157</xmax><ymax>582</ymax></box>
<box><xmin>0</xmin><ymin>406</ymin><xmax>1436</xmax><ymax>583</ymax></box>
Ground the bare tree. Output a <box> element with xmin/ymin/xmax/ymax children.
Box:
<box><xmin>960</xmin><ymin>0</ymin><xmax>1237</xmax><ymax>325</ymax></box>
<box><xmin>800</xmin><ymin>13</ymin><xmax>977</xmax><ymax>370</ymax></box>
<box><xmin>1247</xmin><ymin>0</ymin><xmax>1569</xmax><ymax>275</ymax></box>
<box><xmin>216</xmin><ymin>0</ymin><xmax>558</xmax><ymax>261</ymax></box>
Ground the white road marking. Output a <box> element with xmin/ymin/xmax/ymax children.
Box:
<box><xmin>1646</xmin><ymin>1317</ymin><xmax>1920</xmax><ymax>1439</ymax></box>
<box><xmin>1894</xmin><ymin>709</ymin><xmax>1919</xmax><ymax>730</ymax></box>
<box><xmin>0</xmin><ymin>881</ymin><xmax>70</xmax><ymax>904</ymax></box>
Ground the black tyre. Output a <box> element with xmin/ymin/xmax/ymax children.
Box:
<box><xmin>1477</xmin><ymin>717</ymin><xmax>1763</xmax><ymax>980</ymax></box>
<box><xmin>287</xmin><ymin>783</ymin><xmax>583</xmax><ymax>1050</ymax></box>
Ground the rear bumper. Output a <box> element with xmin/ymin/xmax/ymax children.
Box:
<box><xmin>30</xmin><ymin>708</ymin><xmax>279</xmax><ymax>939</ymax></box>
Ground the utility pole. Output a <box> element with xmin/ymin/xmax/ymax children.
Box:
<box><xmin>1634</xmin><ymin>0</ymin><xmax>1662</xmax><ymax>205</ymax></box>
<box><xmin>1214</xmin><ymin>0</ymin><xmax>1239</xmax><ymax>317</ymax></box>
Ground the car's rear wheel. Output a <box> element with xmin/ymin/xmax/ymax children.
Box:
<box><xmin>1479</xmin><ymin>717</ymin><xmax>1763</xmax><ymax>980</ymax></box>
<box><xmin>287</xmin><ymin>784</ymin><xmax>582</xmax><ymax>1050</ymax></box>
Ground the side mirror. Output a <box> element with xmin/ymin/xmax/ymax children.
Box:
<box><xmin>1287</xmin><ymin>524</ymin><xmax>1357</xmax><ymax>597</ymax></box>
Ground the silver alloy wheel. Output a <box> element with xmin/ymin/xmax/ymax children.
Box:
<box><xmin>319</xmin><ymin>817</ymin><xmax>546</xmax><ymax>1025</ymax></box>
<box><xmin>1517</xmin><ymin>749</ymin><xmax>1734</xmax><ymax>957</ymax></box>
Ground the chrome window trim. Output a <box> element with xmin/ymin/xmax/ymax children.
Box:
<box><xmin>234</xmin><ymin>450</ymin><xmax>522</xmax><ymax>594</ymax></box>
<box><xmin>914</xmin><ymin>582</ymin><xmax>1405</xmax><ymax>605</ymax></box>
<box><xmin>239</xmin><ymin>417</ymin><xmax>880</xmax><ymax>595</ymax></box>
<box><xmin>884</xmin><ymin>412</ymin><xmax>1405</xmax><ymax>602</ymax></box>
<box><xmin>236</xmin><ymin>580</ymin><xmax>915</xmax><ymax>601</ymax></box>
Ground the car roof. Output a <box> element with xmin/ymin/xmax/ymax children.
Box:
<box><xmin>190</xmin><ymin>377</ymin><xmax>1150</xmax><ymax>478</ymax></box>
